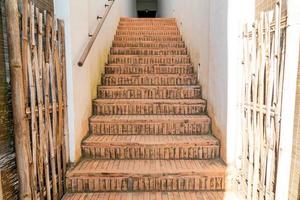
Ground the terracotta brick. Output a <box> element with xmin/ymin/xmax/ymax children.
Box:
<box><xmin>93</xmin><ymin>99</ymin><xmax>206</xmax><ymax>115</ymax></box>
<box><xmin>102</xmin><ymin>74</ymin><xmax>197</xmax><ymax>86</ymax></box>
<box><xmin>105</xmin><ymin>64</ymin><xmax>194</xmax><ymax>74</ymax></box>
<box><xmin>97</xmin><ymin>86</ymin><xmax>202</xmax><ymax>99</ymax></box>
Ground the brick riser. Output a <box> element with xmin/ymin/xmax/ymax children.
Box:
<box><xmin>116</xmin><ymin>30</ymin><xmax>180</xmax><ymax>36</ymax></box>
<box><xmin>102</xmin><ymin>74</ymin><xmax>197</xmax><ymax>86</ymax></box>
<box><xmin>105</xmin><ymin>65</ymin><xmax>194</xmax><ymax>74</ymax></box>
<box><xmin>97</xmin><ymin>86</ymin><xmax>202</xmax><ymax>99</ymax></box>
<box><xmin>82</xmin><ymin>145</ymin><xmax>220</xmax><ymax>160</ymax></box>
<box><xmin>93</xmin><ymin>100</ymin><xmax>206</xmax><ymax>115</ymax></box>
<box><xmin>110</xmin><ymin>48</ymin><xmax>187</xmax><ymax>55</ymax></box>
<box><xmin>66</xmin><ymin>175</ymin><xmax>225</xmax><ymax>193</ymax></box>
<box><xmin>89</xmin><ymin>116</ymin><xmax>210</xmax><ymax>135</ymax></box>
<box><xmin>114</xmin><ymin>36</ymin><xmax>182</xmax><ymax>42</ymax></box>
<box><xmin>108</xmin><ymin>55</ymin><xmax>190</xmax><ymax>65</ymax></box>
<box><xmin>112</xmin><ymin>41</ymin><xmax>185</xmax><ymax>48</ymax></box>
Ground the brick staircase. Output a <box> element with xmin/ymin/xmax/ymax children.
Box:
<box><xmin>63</xmin><ymin>18</ymin><xmax>226</xmax><ymax>200</ymax></box>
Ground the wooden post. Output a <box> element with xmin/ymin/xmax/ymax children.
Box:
<box><xmin>4</xmin><ymin>0</ymin><xmax>32</xmax><ymax>199</ymax></box>
<box><xmin>0</xmin><ymin>171</ymin><xmax>3</xmax><ymax>200</ymax></box>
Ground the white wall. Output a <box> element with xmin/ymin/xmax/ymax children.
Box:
<box><xmin>54</xmin><ymin>0</ymin><xmax>136</xmax><ymax>162</ymax></box>
<box><xmin>158</xmin><ymin>0</ymin><xmax>255</xmax><ymax>195</ymax></box>
<box><xmin>157</xmin><ymin>0</ymin><xmax>210</xmax><ymax>100</ymax></box>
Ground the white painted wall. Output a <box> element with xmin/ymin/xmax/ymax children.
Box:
<box><xmin>54</xmin><ymin>0</ymin><xmax>136</xmax><ymax>162</ymax></box>
<box><xmin>157</xmin><ymin>0</ymin><xmax>210</xmax><ymax>100</ymax></box>
<box><xmin>157</xmin><ymin>0</ymin><xmax>255</xmax><ymax>195</ymax></box>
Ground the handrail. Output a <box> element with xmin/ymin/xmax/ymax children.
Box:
<box><xmin>78</xmin><ymin>0</ymin><xmax>115</xmax><ymax>66</ymax></box>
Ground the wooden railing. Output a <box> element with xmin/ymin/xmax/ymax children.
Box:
<box><xmin>78</xmin><ymin>0</ymin><xmax>115</xmax><ymax>67</ymax></box>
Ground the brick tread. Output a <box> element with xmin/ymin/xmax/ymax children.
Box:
<box><xmin>93</xmin><ymin>99</ymin><xmax>206</xmax><ymax>115</ymax></box>
<box><xmin>62</xmin><ymin>191</ymin><xmax>225</xmax><ymax>200</ymax></box>
<box><xmin>97</xmin><ymin>85</ymin><xmax>202</xmax><ymax>99</ymax></box>
<box><xmin>105</xmin><ymin>64</ymin><xmax>194</xmax><ymax>74</ymax></box>
<box><xmin>82</xmin><ymin>135</ymin><xmax>219</xmax><ymax>160</ymax></box>
<box><xmin>102</xmin><ymin>74</ymin><xmax>197</xmax><ymax>86</ymax></box>
<box><xmin>66</xmin><ymin>159</ymin><xmax>225</xmax><ymax>192</ymax></box>
<box><xmin>83</xmin><ymin>135</ymin><xmax>218</xmax><ymax>146</ymax></box>
<box><xmin>62</xmin><ymin>192</ymin><xmax>225</xmax><ymax>200</ymax></box>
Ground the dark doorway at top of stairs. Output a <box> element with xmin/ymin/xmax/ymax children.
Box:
<box><xmin>137</xmin><ymin>10</ymin><xmax>157</xmax><ymax>18</ymax></box>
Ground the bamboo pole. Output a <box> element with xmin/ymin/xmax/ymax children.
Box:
<box><xmin>45</xmin><ymin>13</ymin><xmax>58</xmax><ymax>200</ymax></box>
<box><xmin>0</xmin><ymin>171</ymin><xmax>3</xmax><ymax>200</ymax></box>
<box><xmin>28</xmin><ymin>4</ymin><xmax>38</xmax><ymax>198</ymax></box>
<box><xmin>22</xmin><ymin>0</ymin><xmax>29</xmax><ymax>106</ymax></box>
<box><xmin>4</xmin><ymin>0</ymin><xmax>32</xmax><ymax>199</ymax></box>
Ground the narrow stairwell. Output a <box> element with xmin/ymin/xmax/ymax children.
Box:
<box><xmin>63</xmin><ymin>18</ymin><xmax>226</xmax><ymax>200</ymax></box>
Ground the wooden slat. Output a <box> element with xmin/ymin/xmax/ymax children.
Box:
<box><xmin>240</xmin><ymin>2</ymin><xmax>287</xmax><ymax>199</ymax></box>
<box><xmin>5</xmin><ymin>0</ymin><xmax>68</xmax><ymax>199</ymax></box>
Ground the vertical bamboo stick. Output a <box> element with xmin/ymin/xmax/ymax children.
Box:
<box><xmin>28</xmin><ymin>3</ymin><xmax>38</xmax><ymax>198</ymax></box>
<box><xmin>54</xmin><ymin>20</ymin><xmax>64</xmax><ymax>196</ymax></box>
<box><xmin>22</xmin><ymin>0</ymin><xmax>29</xmax><ymax>106</ymax></box>
<box><xmin>45</xmin><ymin>13</ymin><xmax>58</xmax><ymax>200</ymax></box>
<box><xmin>58</xmin><ymin>21</ymin><xmax>67</xmax><ymax>192</ymax></box>
<box><xmin>5</xmin><ymin>0</ymin><xmax>32</xmax><ymax>199</ymax></box>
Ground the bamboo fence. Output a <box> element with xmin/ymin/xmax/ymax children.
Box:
<box><xmin>240</xmin><ymin>0</ymin><xmax>287</xmax><ymax>199</ymax></box>
<box><xmin>5</xmin><ymin>0</ymin><xmax>69</xmax><ymax>199</ymax></box>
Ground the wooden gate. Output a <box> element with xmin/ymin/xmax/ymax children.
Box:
<box><xmin>5</xmin><ymin>0</ymin><xmax>69</xmax><ymax>199</ymax></box>
<box><xmin>240</xmin><ymin>0</ymin><xmax>287</xmax><ymax>199</ymax></box>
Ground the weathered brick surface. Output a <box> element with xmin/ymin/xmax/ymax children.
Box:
<box><xmin>62</xmin><ymin>192</ymin><xmax>225</xmax><ymax>200</ymax></box>
<box><xmin>93</xmin><ymin>99</ymin><xmax>206</xmax><ymax>115</ymax></box>
<box><xmin>97</xmin><ymin>86</ymin><xmax>202</xmax><ymax>99</ymax></box>
<box><xmin>112</xmin><ymin>41</ymin><xmax>185</xmax><ymax>48</ymax></box>
<box><xmin>116</xmin><ymin>30</ymin><xmax>180</xmax><ymax>36</ymax></box>
<box><xmin>110</xmin><ymin>47</ymin><xmax>187</xmax><ymax>55</ymax></box>
<box><xmin>114</xmin><ymin>35</ymin><xmax>182</xmax><ymax>42</ymax></box>
<box><xmin>64</xmin><ymin>18</ymin><xmax>226</xmax><ymax>196</ymax></box>
<box><xmin>108</xmin><ymin>55</ymin><xmax>190</xmax><ymax>65</ymax></box>
<box><xmin>105</xmin><ymin>64</ymin><xmax>194</xmax><ymax>74</ymax></box>
<box><xmin>82</xmin><ymin>135</ymin><xmax>219</xmax><ymax>159</ymax></box>
<box><xmin>66</xmin><ymin>160</ymin><xmax>225</xmax><ymax>192</ymax></box>
<box><xmin>89</xmin><ymin>115</ymin><xmax>210</xmax><ymax>135</ymax></box>
<box><xmin>102</xmin><ymin>74</ymin><xmax>197</xmax><ymax>86</ymax></box>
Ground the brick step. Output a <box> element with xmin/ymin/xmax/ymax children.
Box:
<box><xmin>62</xmin><ymin>191</ymin><xmax>225</xmax><ymax>200</ymax></box>
<box><xmin>112</xmin><ymin>41</ymin><xmax>185</xmax><ymax>48</ymax></box>
<box><xmin>117</xmin><ymin>26</ymin><xmax>179</xmax><ymax>31</ymax></box>
<box><xmin>97</xmin><ymin>86</ymin><xmax>202</xmax><ymax>99</ymax></box>
<box><xmin>82</xmin><ymin>135</ymin><xmax>219</xmax><ymax>160</ymax></box>
<box><xmin>118</xmin><ymin>23</ymin><xmax>177</xmax><ymax>27</ymax></box>
<box><xmin>114</xmin><ymin>36</ymin><xmax>182</xmax><ymax>42</ymax></box>
<box><xmin>89</xmin><ymin>115</ymin><xmax>210</xmax><ymax>135</ymax></box>
<box><xmin>120</xmin><ymin>17</ymin><xmax>176</xmax><ymax>22</ymax></box>
<box><xmin>108</xmin><ymin>55</ymin><xmax>190</xmax><ymax>65</ymax></box>
<box><xmin>116</xmin><ymin>30</ymin><xmax>180</xmax><ymax>36</ymax></box>
<box><xmin>105</xmin><ymin>64</ymin><xmax>194</xmax><ymax>74</ymax></box>
<box><xmin>93</xmin><ymin>99</ymin><xmax>206</xmax><ymax>115</ymax></box>
<box><xmin>102</xmin><ymin>74</ymin><xmax>197</xmax><ymax>86</ymax></box>
<box><xmin>110</xmin><ymin>47</ymin><xmax>187</xmax><ymax>55</ymax></box>
<box><xmin>66</xmin><ymin>159</ymin><xmax>226</xmax><ymax>192</ymax></box>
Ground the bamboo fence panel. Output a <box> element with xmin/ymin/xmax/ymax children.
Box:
<box><xmin>5</xmin><ymin>0</ymin><xmax>69</xmax><ymax>199</ymax></box>
<box><xmin>240</xmin><ymin>0</ymin><xmax>287</xmax><ymax>199</ymax></box>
